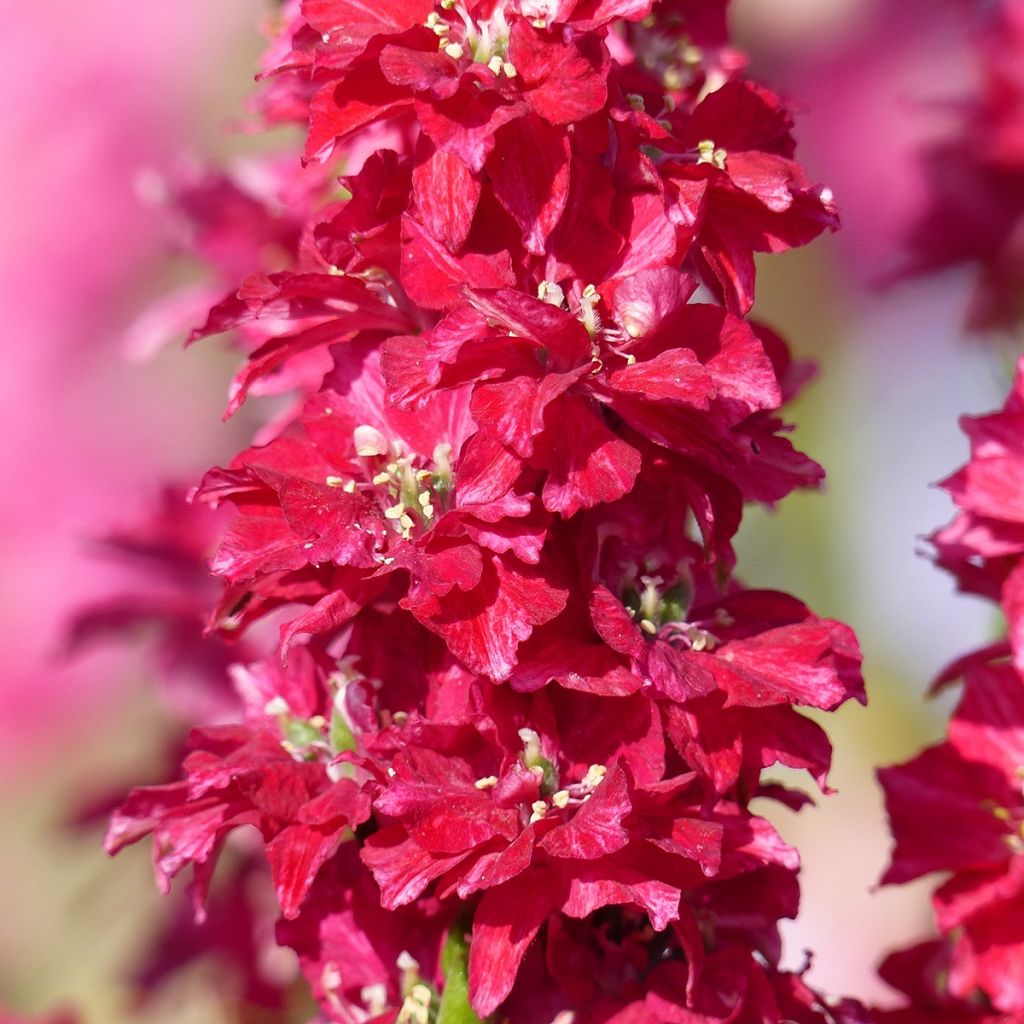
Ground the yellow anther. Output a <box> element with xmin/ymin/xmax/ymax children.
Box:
<box><xmin>487</xmin><ymin>54</ymin><xmax>503</xmax><ymax>74</ymax></box>
<box><xmin>530</xmin><ymin>800</ymin><xmax>548</xmax><ymax>823</ymax></box>
<box><xmin>531</xmin><ymin>17</ymin><xmax>547</xmax><ymax>28</ymax></box>
<box><xmin>502</xmin><ymin>61</ymin><xmax>517</xmax><ymax>77</ymax></box>
<box><xmin>325</xmin><ymin>475</ymin><xmax>345</xmax><ymax>488</ymax></box>
<box><xmin>343</xmin><ymin>479</ymin><xmax>357</xmax><ymax>493</ymax></box>
<box><xmin>372</xmin><ymin>471</ymin><xmax>392</xmax><ymax>485</ymax></box>
<box><xmin>399</xmin><ymin>513</ymin><xmax>415</xmax><ymax>531</ymax></box>
<box><xmin>640</xmin><ymin>618</ymin><xmax>658</xmax><ymax>635</ymax></box>
<box><xmin>384</xmin><ymin>503</ymin><xmax>406</xmax><ymax>520</ymax></box>
<box><xmin>552</xmin><ymin>790</ymin><xmax>570</xmax><ymax>809</ymax></box>
<box><xmin>361</xmin><ymin>983</ymin><xmax>388</xmax><ymax>1015</ymax></box>
<box><xmin>397</xmin><ymin>983</ymin><xmax>432</xmax><ymax>1024</ymax></box>
<box><xmin>581</xmin><ymin>763</ymin><xmax>607</xmax><ymax>790</ymax></box>
<box><xmin>444</xmin><ymin>41</ymin><xmax>465</xmax><ymax>59</ymax></box>
<box><xmin>538</xmin><ymin>280</ymin><xmax>565</xmax><ymax>306</ymax></box>
<box><xmin>663</xmin><ymin>67</ymin><xmax>684</xmax><ymax>91</ymax></box>
<box><xmin>696</xmin><ymin>139</ymin><xmax>727</xmax><ymax>170</ymax></box>
<box><xmin>475</xmin><ymin>775</ymin><xmax>499</xmax><ymax>789</ymax></box>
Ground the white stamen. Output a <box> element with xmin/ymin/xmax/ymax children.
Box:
<box><xmin>354</xmin><ymin>424</ymin><xmax>388</xmax><ymax>457</ymax></box>
<box><xmin>361</xmin><ymin>983</ymin><xmax>388</xmax><ymax>1015</ymax></box>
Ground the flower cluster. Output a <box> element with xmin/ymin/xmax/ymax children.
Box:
<box><xmin>903</xmin><ymin>0</ymin><xmax>1024</xmax><ymax>331</ymax></box>
<box><xmin>107</xmin><ymin>2</ymin><xmax>865</xmax><ymax>1020</ymax></box>
<box><xmin>879</xmin><ymin>362</ymin><xmax>1024</xmax><ymax>1019</ymax></box>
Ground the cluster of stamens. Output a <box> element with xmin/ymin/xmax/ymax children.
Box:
<box><xmin>502</xmin><ymin>728</ymin><xmax>609</xmax><ymax>824</ymax></box>
<box><xmin>537</xmin><ymin>280</ymin><xmax>638</xmax><ymax>370</ymax></box>
<box><xmin>622</xmin><ymin>574</ymin><xmax>726</xmax><ymax>652</ymax></box>
<box><xmin>632</xmin><ymin>19</ymin><xmax>707</xmax><ymax>97</ymax></box>
<box><xmin>425</xmin><ymin>1</ymin><xmax>519</xmax><ymax>76</ymax></box>
<box><xmin>696</xmin><ymin>139</ymin><xmax>728</xmax><ymax>170</ymax></box>
<box><xmin>329</xmin><ymin>425</ymin><xmax>453</xmax><ymax>543</ymax></box>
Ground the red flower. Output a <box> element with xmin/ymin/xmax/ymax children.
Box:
<box><xmin>108</xmin><ymin>724</ymin><xmax>371</xmax><ymax>919</ymax></box>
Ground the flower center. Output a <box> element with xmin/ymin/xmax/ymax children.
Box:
<box><xmin>426</xmin><ymin>1</ymin><xmax>519</xmax><ymax>76</ymax></box>
<box><xmin>623</xmin><ymin>574</ymin><xmax>692</xmax><ymax>636</ymax></box>
<box><xmin>338</xmin><ymin>427</ymin><xmax>452</xmax><ymax>542</ymax></box>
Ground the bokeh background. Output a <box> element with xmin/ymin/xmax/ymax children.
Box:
<box><xmin>0</xmin><ymin>0</ymin><xmax>1005</xmax><ymax>1017</ymax></box>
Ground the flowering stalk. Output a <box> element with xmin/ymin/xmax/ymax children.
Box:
<box><xmin>879</xmin><ymin>0</ymin><xmax>1024</xmax><ymax>1016</ymax></box>
<box><xmin>105</xmin><ymin>2</ymin><xmax>866</xmax><ymax>1020</ymax></box>
<box><xmin>879</xmin><ymin>366</ymin><xmax>1024</xmax><ymax>1014</ymax></box>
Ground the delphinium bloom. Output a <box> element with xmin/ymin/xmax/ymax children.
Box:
<box><xmin>105</xmin><ymin>2</ymin><xmax>868</xmax><ymax>1021</ymax></box>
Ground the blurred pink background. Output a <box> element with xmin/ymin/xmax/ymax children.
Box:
<box><xmin>0</xmin><ymin>1</ymin><xmax>261</xmax><ymax>777</ymax></box>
